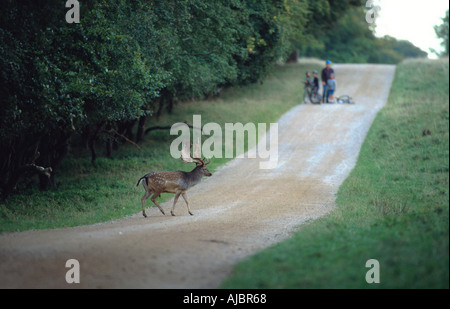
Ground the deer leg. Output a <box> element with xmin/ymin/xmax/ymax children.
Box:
<box><xmin>181</xmin><ymin>192</ymin><xmax>193</xmax><ymax>216</ymax></box>
<box><xmin>141</xmin><ymin>190</ymin><xmax>152</xmax><ymax>218</ymax></box>
<box><xmin>151</xmin><ymin>193</ymin><xmax>165</xmax><ymax>215</ymax></box>
<box><xmin>171</xmin><ymin>192</ymin><xmax>181</xmax><ymax>216</ymax></box>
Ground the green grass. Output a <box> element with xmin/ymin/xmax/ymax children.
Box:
<box><xmin>220</xmin><ymin>58</ymin><xmax>449</xmax><ymax>289</ymax></box>
<box><xmin>0</xmin><ymin>60</ymin><xmax>324</xmax><ymax>233</ymax></box>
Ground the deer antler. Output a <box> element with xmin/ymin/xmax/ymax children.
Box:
<box><xmin>192</xmin><ymin>138</ymin><xmax>207</xmax><ymax>166</ymax></box>
<box><xmin>181</xmin><ymin>141</ymin><xmax>195</xmax><ymax>163</ymax></box>
<box><xmin>180</xmin><ymin>139</ymin><xmax>209</xmax><ymax>166</ymax></box>
<box><xmin>192</xmin><ymin>138</ymin><xmax>202</xmax><ymax>160</ymax></box>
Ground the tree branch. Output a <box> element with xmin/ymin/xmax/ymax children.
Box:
<box><xmin>24</xmin><ymin>164</ymin><xmax>53</xmax><ymax>178</ymax></box>
<box><xmin>105</xmin><ymin>129</ymin><xmax>143</xmax><ymax>151</ymax></box>
<box><xmin>144</xmin><ymin>121</ymin><xmax>204</xmax><ymax>135</ymax></box>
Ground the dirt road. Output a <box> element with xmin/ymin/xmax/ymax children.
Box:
<box><xmin>0</xmin><ymin>64</ymin><xmax>395</xmax><ymax>288</ymax></box>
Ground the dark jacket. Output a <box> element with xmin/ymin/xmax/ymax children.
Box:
<box><xmin>313</xmin><ymin>77</ymin><xmax>319</xmax><ymax>88</ymax></box>
<box><xmin>321</xmin><ymin>67</ymin><xmax>334</xmax><ymax>83</ymax></box>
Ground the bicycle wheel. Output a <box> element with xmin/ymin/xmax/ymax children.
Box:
<box><xmin>310</xmin><ymin>91</ymin><xmax>322</xmax><ymax>104</ymax></box>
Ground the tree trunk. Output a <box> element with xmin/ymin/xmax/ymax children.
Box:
<box><xmin>156</xmin><ymin>96</ymin><xmax>165</xmax><ymax>118</ymax></box>
<box><xmin>124</xmin><ymin>120</ymin><xmax>136</xmax><ymax>141</ymax></box>
<box><xmin>167</xmin><ymin>96</ymin><xmax>174</xmax><ymax>114</ymax></box>
<box><xmin>136</xmin><ymin>115</ymin><xmax>147</xmax><ymax>143</ymax></box>
<box><xmin>89</xmin><ymin>137</ymin><xmax>97</xmax><ymax>163</ymax></box>
<box><xmin>105</xmin><ymin>124</ymin><xmax>113</xmax><ymax>158</ymax></box>
<box><xmin>286</xmin><ymin>49</ymin><xmax>299</xmax><ymax>63</ymax></box>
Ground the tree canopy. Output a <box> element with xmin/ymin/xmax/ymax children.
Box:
<box><xmin>299</xmin><ymin>6</ymin><xmax>428</xmax><ymax>63</ymax></box>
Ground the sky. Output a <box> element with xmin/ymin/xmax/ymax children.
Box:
<box><xmin>373</xmin><ymin>0</ymin><xmax>449</xmax><ymax>58</ymax></box>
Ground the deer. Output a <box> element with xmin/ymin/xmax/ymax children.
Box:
<box><xmin>136</xmin><ymin>141</ymin><xmax>212</xmax><ymax>217</ymax></box>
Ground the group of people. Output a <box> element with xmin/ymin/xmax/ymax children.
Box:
<box><xmin>304</xmin><ymin>60</ymin><xmax>337</xmax><ymax>103</ymax></box>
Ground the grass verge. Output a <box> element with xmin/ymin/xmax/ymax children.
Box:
<box><xmin>0</xmin><ymin>60</ymin><xmax>323</xmax><ymax>233</ymax></box>
<box><xmin>220</xmin><ymin>58</ymin><xmax>449</xmax><ymax>289</ymax></box>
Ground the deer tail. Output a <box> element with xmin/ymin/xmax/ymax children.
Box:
<box><xmin>136</xmin><ymin>176</ymin><xmax>147</xmax><ymax>187</ymax></box>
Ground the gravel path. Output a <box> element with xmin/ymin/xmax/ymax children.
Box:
<box><xmin>0</xmin><ymin>64</ymin><xmax>396</xmax><ymax>288</ymax></box>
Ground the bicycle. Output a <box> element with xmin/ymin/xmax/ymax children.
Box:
<box><xmin>335</xmin><ymin>95</ymin><xmax>355</xmax><ymax>104</ymax></box>
<box><xmin>303</xmin><ymin>83</ymin><xmax>321</xmax><ymax>104</ymax></box>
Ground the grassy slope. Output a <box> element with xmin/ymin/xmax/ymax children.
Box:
<box><xmin>220</xmin><ymin>59</ymin><xmax>449</xmax><ymax>289</ymax></box>
<box><xmin>0</xmin><ymin>60</ymin><xmax>324</xmax><ymax>233</ymax></box>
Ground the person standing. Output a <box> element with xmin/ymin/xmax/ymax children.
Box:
<box><xmin>312</xmin><ymin>70</ymin><xmax>319</xmax><ymax>100</ymax></box>
<box><xmin>321</xmin><ymin>60</ymin><xmax>334</xmax><ymax>103</ymax></box>
<box><xmin>326</xmin><ymin>73</ymin><xmax>337</xmax><ymax>103</ymax></box>
<box><xmin>312</xmin><ymin>70</ymin><xmax>319</xmax><ymax>92</ymax></box>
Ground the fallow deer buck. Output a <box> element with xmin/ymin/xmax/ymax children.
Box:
<box><xmin>136</xmin><ymin>142</ymin><xmax>212</xmax><ymax>217</ymax></box>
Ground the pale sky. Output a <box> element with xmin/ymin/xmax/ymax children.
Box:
<box><xmin>373</xmin><ymin>0</ymin><xmax>449</xmax><ymax>58</ymax></box>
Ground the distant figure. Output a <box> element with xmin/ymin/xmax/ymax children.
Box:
<box><xmin>321</xmin><ymin>60</ymin><xmax>334</xmax><ymax>103</ymax></box>
<box><xmin>326</xmin><ymin>73</ymin><xmax>337</xmax><ymax>103</ymax></box>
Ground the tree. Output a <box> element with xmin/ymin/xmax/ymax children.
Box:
<box><xmin>434</xmin><ymin>9</ymin><xmax>449</xmax><ymax>57</ymax></box>
<box><xmin>299</xmin><ymin>5</ymin><xmax>427</xmax><ymax>64</ymax></box>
